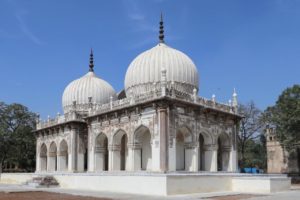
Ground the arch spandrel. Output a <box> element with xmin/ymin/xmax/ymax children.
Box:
<box><xmin>176</xmin><ymin>125</ymin><xmax>194</xmax><ymax>143</ymax></box>
<box><xmin>133</xmin><ymin>125</ymin><xmax>152</xmax><ymax>144</ymax></box>
<box><xmin>112</xmin><ymin>129</ymin><xmax>129</xmax><ymax>145</ymax></box>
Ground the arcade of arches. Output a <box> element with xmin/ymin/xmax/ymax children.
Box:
<box><xmin>36</xmin><ymin>125</ymin><xmax>236</xmax><ymax>173</ymax></box>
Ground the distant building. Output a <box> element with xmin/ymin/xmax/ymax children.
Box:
<box><xmin>265</xmin><ymin>126</ymin><xmax>300</xmax><ymax>174</ymax></box>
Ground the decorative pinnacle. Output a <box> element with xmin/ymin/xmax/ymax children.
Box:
<box><xmin>159</xmin><ymin>12</ymin><xmax>164</xmax><ymax>43</ymax></box>
<box><xmin>89</xmin><ymin>48</ymin><xmax>94</xmax><ymax>72</ymax></box>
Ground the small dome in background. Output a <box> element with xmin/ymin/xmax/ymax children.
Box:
<box><xmin>62</xmin><ymin>50</ymin><xmax>117</xmax><ymax>114</ymax></box>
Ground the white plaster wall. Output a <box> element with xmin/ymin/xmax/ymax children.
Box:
<box><xmin>152</xmin><ymin>139</ymin><xmax>161</xmax><ymax>171</ymax></box>
<box><xmin>166</xmin><ymin>175</ymin><xmax>232</xmax><ymax>195</ymax></box>
<box><xmin>270</xmin><ymin>178</ymin><xmax>291</xmax><ymax>192</ymax></box>
<box><xmin>0</xmin><ymin>173</ymin><xmax>291</xmax><ymax>195</ymax></box>
<box><xmin>54</xmin><ymin>174</ymin><xmax>167</xmax><ymax>196</ymax></box>
<box><xmin>168</xmin><ymin>138</ymin><xmax>176</xmax><ymax>171</ymax></box>
<box><xmin>232</xmin><ymin>177</ymin><xmax>291</xmax><ymax>193</ymax></box>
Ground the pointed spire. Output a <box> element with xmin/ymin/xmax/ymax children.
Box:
<box><xmin>159</xmin><ymin>12</ymin><xmax>165</xmax><ymax>43</ymax></box>
<box><xmin>89</xmin><ymin>48</ymin><xmax>94</xmax><ymax>72</ymax></box>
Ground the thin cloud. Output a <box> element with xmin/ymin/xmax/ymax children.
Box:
<box><xmin>15</xmin><ymin>11</ymin><xmax>44</xmax><ymax>45</ymax></box>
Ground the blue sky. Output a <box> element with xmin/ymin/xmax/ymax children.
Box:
<box><xmin>0</xmin><ymin>0</ymin><xmax>299</xmax><ymax>118</ymax></box>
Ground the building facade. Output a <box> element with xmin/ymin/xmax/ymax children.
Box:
<box><xmin>34</xmin><ymin>17</ymin><xmax>241</xmax><ymax>174</ymax></box>
<box><xmin>266</xmin><ymin>126</ymin><xmax>300</xmax><ymax>174</ymax></box>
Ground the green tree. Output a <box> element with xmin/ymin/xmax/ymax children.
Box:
<box><xmin>0</xmin><ymin>102</ymin><xmax>36</xmax><ymax>172</ymax></box>
<box><xmin>238</xmin><ymin>101</ymin><xmax>264</xmax><ymax>168</ymax></box>
<box><xmin>263</xmin><ymin>84</ymin><xmax>300</xmax><ymax>151</ymax></box>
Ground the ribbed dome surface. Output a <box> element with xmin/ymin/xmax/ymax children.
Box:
<box><xmin>62</xmin><ymin>71</ymin><xmax>116</xmax><ymax>113</ymax></box>
<box><xmin>124</xmin><ymin>43</ymin><xmax>199</xmax><ymax>95</ymax></box>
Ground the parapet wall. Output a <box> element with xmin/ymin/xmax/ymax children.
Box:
<box><xmin>0</xmin><ymin>173</ymin><xmax>291</xmax><ymax>196</ymax></box>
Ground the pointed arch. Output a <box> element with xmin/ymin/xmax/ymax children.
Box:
<box><xmin>133</xmin><ymin>125</ymin><xmax>152</xmax><ymax>171</ymax></box>
<box><xmin>112</xmin><ymin>129</ymin><xmax>128</xmax><ymax>171</ymax></box>
<box><xmin>58</xmin><ymin>139</ymin><xmax>68</xmax><ymax>171</ymax></box>
<box><xmin>176</xmin><ymin>126</ymin><xmax>193</xmax><ymax>171</ymax></box>
<box><xmin>198</xmin><ymin>131</ymin><xmax>213</xmax><ymax>171</ymax></box>
<box><xmin>48</xmin><ymin>141</ymin><xmax>57</xmax><ymax>171</ymax></box>
<box><xmin>39</xmin><ymin>143</ymin><xmax>47</xmax><ymax>171</ymax></box>
<box><xmin>112</xmin><ymin>129</ymin><xmax>128</xmax><ymax>145</ymax></box>
<box><xmin>217</xmin><ymin>133</ymin><xmax>231</xmax><ymax>171</ymax></box>
<box><xmin>95</xmin><ymin>133</ymin><xmax>108</xmax><ymax>171</ymax></box>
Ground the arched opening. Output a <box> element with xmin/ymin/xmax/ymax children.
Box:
<box><xmin>112</xmin><ymin>129</ymin><xmax>128</xmax><ymax>171</ymax></box>
<box><xmin>176</xmin><ymin>127</ymin><xmax>192</xmax><ymax>171</ymax></box>
<box><xmin>217</xmin><ymin>133</ymin><xmax>230</xmax><ymax>171</ymax></box>
<box><xmin>58</xmin><ymin>140</ymin><xmax>68</xmax><ymax>171</ymax></box>
<box><xmin>40</xmin><ymin>143</ymin><xmax>47</xmax><ymax>171</ymax></box>
<box><xmin>133</xmin><ymin>126</ymin><xmax>152</xmax><ymax>171</ymax></box>
<box><xmin>199</xmin><ymin>134</ymin><xmax>205</xmax><ymax>171</ymax></box>
<box><xmin>95</xmin><ymin>133</ymin><xmax>108</xmax><ymax>171</ymax></box>
<box><xmin>49</xmin><ymin>142</ymin><xmax>57</xmax><ymax>171</ymax></box>
<box><xmin>120</xmin><ymin>134</ymin><xmax>128</xmax><ymax>170</ymax></box>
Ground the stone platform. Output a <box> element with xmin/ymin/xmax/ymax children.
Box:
<box><xmin>0</xmin><ymin>172</ymin><xmax>291</xmax><ymax>196</ymax></box>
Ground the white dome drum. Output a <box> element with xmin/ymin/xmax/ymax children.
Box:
<box><xmin>62</xmin><ymin>50</ymin><xmax>117</xmax><ymax>114</ymax></box>
<box><xmin>124</xmin><ymin>43</ymin><xmax>199</xmax><ymax>95</ymax></box>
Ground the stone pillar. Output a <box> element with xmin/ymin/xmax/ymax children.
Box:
<box><xmin>151</xmin><ymin>137</ymin><xmax>161</xmax><ymax>171</ymax></box>
<box><xmin>229</xmin><ymin>148</ymin><xmax>237</xmax><ymax>172</ymax></box>
<box><xmin>68</xmin><ymin>126</ymin><xmax>77</xmax><ymax>172</ymax></box>
<box><xmin>128</xmin><ymin>143</ymin><xmax>142</xmax><ymax>171</ymax></box>
<box><xmin>158</xmin><ymin>106</ymin><xmax>168</xmax><ymax>172</ymax></box>
<box><xmin>108</xmin><ymin>145</ymin><xmax>120</xmax><ymax>171</ymax></box>
<box><xmin>87</xmin><ymin>125</ymin><xmax>95</xmax><ymax>172</ymax></box>
<box><xmin>168</xmin><ymin>137</ymin><xmax>176</xmax><ymax>171</ymax></box>
<box><xmin>204</xmin><ymin>145</ymin><xmax>218</xmax><ymax>172</ymax></box>
<box><xmin>185</xmin><ymin>143</ymin><xmax>199</xmax><ymax>172</ymax></box>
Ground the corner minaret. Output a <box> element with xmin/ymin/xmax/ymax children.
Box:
<box><xmin>159</xmin><ymin>13</ymin><xmax>165</xmax><ymax>43</ymax></box>
<box><xmin>89</xmin><ymin>48</ymin><xmax>94</xmax><ymax>72</ymax></box>
<box><xmin>232</xmin><ymin>88</ymin><xmax>238</xmax><ymax>107</ymax></box>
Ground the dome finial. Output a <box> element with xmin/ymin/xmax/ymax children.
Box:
<box><xmin>159</xmin><ymin>12</ymin><xmax>164</xmax><ymax>43</ymax></box>
<box><xmin>89</xmin><ymin>48</ymin><xmax>94</xmax><ymax>72</ymax></box>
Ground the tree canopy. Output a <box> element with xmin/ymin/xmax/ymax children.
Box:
<box><xmin>263</xmin><ymin>84</ymin><xmax>300</xmax><ymax>151</ymax></box>
<box><xmin>238</xmin><ymin>101</ymin><xmax>266</xmax><ymax>169</ymax></box>
<box><xmin>0</xmin><ymin>102</ymin><xmax>36</xmax><ymax>172</ymax></box>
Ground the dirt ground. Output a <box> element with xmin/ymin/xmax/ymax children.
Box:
<box><xmin>205</xmin><ymin>194</ymin><xmax>264</xmax><ymax>200</ymax></box>
<box><xmin>0</xmin><ymin>192</ymin><xmax>112</xmax><ymax>200</ymax></box>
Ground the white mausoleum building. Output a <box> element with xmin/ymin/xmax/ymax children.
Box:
<box><xmin>35</xmin><ymin>16</ymin><xmax>240</xmax><ymax>174</ymax></box>
<box><xmin>16</xmin><ymin>16</ymin><xmax>288</xmax><ymax>195</ymax></box>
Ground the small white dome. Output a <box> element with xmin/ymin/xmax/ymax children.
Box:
<box><xmin>124</xmin><ymin>43</ymin><xmax>199</xmax><ymax>95</ymax></box>
<box><xmin>62</xmin><ymin>71</ymin><xmax>116</xmax><ymax>113</ymax></box>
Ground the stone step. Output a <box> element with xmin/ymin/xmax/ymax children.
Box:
<box><xmin>26</xmin><ymin>176</ymin><xmax>59</xmax><ymax>188</ymax></box>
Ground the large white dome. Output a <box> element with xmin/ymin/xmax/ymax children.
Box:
<box><xmin>124</xmin><ymin>43</ymin><xmax>199</xmax><ymax>95</ymax></box>
<box><xmin>62</xmin><ymin>71</ymin><xmax>116</xmax><ymax>114</ymax></box>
